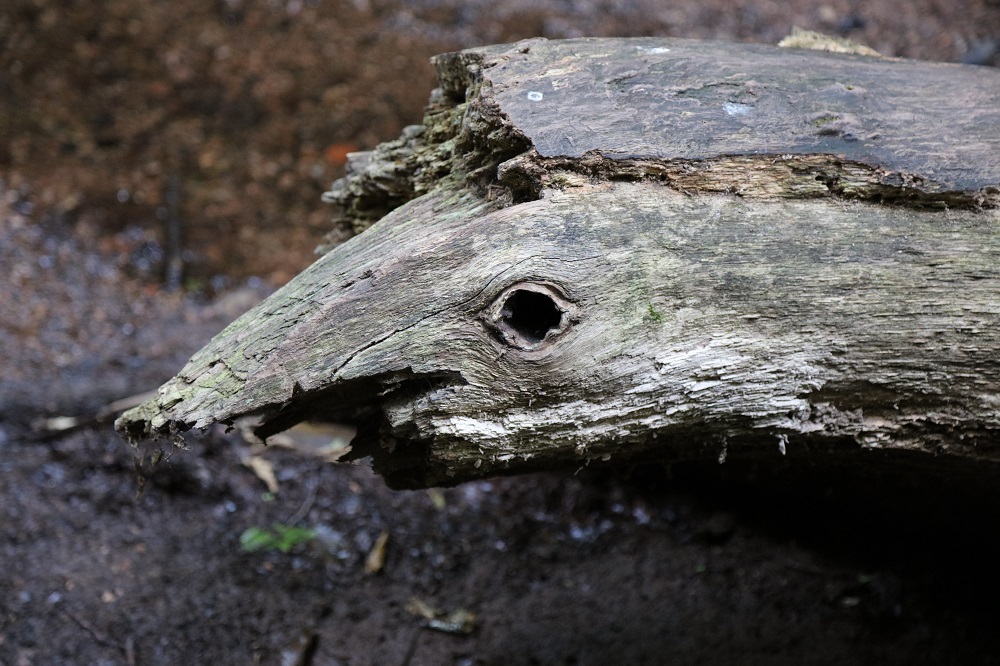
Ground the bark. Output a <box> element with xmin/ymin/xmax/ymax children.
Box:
<box><xmin>119</xmin><ymin>38</ymin><xmax>1000</xmax><ymax>488</ymax></box>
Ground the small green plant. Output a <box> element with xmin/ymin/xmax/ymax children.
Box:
<box><xmin>647</xmin><ymin>302</ymin><xmax>664</xmax><ymax>324</ymax></box>
<box><xmin>239</xmin><ymin>524</ymin><xmax>316</xmax><ymax>552</ymax></box>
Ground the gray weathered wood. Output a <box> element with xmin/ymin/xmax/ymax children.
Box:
<box><xmin>118</xmin><ymin>38</ymin><xmax>1000</xmax><ymax>488</ymax></box>
<box><xmin>326</xmin><ymin>36</ymin><xmax>1000</xmax><ymax>236</ymax></box>
<box><xmin>468</xmin><ymin>38</ymin><xmax>1000</xmax><ymax>200</ymax></box>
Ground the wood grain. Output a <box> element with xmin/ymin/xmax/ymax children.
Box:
<box><xmin>119</xmin><ymin>38</ymin><xmax>1000</xmax><ymax>488</ymax></box>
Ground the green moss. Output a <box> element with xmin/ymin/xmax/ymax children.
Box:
<box><xmin>647</xmin><ymin>302</ymin><xmax>664</xmax><ymax>323</ymax></box>
<box><xmin>812</xmin><ymin>115</ymin><xmax>840</xmax><ymax>126</ymax></box>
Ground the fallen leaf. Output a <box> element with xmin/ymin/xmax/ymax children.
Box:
<box><xmin>243</xmin><ymin>455</ymin><xmax>279</xmax><ymax>494</ymax></box>
<box><xmin>364</xmin><ymin>530</ymin><xmax>390</xmax><ymax>574</ymax></box>
<box><xmin>261</xmin><ymin>422</ymin><xmax>356</xmax><ymax>462</ymax></box>
<box><xmin>405</xmin><ymin>597</ymin><xmax>477</xmax><ymax>635</ymax></box>
<box><xmin>427</xmin><ymin>488</ymin><xmax>446</xmax><ymax>510</ymax></box>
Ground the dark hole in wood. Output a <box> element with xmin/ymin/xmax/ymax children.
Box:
<box><xmin>501</xmin><ymin>289</ymin><xmax>562</xmax><ymax>343</ymax></box>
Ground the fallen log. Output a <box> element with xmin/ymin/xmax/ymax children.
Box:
<box><xmin>118</xmin><ymin>37</ymin><xmax>1000</xmax><ymax>489</ymax></box>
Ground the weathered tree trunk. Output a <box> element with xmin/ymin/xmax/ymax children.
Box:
<box><xmin>118</xmin><ymin>38</ymin><xmax>1000</xmax><ymax>489</ymax></box>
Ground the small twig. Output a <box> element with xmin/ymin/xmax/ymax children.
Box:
<box><xmin>399</xmin><ymin>626</ymin><xmax>422</xmax><ymax>666</ymax></box>
<box><xmin>164</xmin><ymin>173</ymin><xmax>184</xmax><ymax>292</ymax></box>
<box><xmin>31</xmin><ymin>389</ymin><xmax>159</xmax><ymax>440</ymax></box>
<box><xmin>286</xmin><ymin>469</ymin><xmax>319</xmax><ymax>526</ymax></box>
<box><xmin>61</xmin><ymin>607</ymin><xmax>116</xmax><ymax>649</ymax></box>
<box><xmin>125</xmin><ymin>635</ymin><xmax>137</xmax><ymax>666</ymax></box>
<box><xmin>64</xmin><ymin>606</ymin><xmax>140</xmax><ymax>664</ymax></box>
<box><xmin>95</xmin><ymin>390</ymin><xmax>159</xmax><ymax>422</ymax></box>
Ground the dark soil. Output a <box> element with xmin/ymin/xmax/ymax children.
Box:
<box><xmin>3</xmin><ymin>1</ymin><xmax>1000</xmax><ymax>664</ymax></box>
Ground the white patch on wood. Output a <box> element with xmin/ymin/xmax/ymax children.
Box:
<box><xmin>723</xmin><ymin>102</ymin><xmax>752</xmax><ymax>116</ymax></box>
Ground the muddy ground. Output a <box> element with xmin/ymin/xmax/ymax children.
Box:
<box><xmin>3</xmin><ymin>1</ymin><xmax>1000</xmax><ymax>664</ymax></box>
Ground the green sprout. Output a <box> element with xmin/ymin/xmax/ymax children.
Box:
<box><xmin>647</xmin><ymin>302</ymin><xmax>664</xmax><ymax>324</ymax></box>
<box><xmin>239</xmin><ymin>524</ymin><xmax>316</xmax><ymax>552</ymax></box>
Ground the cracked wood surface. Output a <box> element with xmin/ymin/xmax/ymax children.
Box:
<box><xmin>120</xmin><ymin>184</ymin><xmax>1000</xmax><ymax>488</ymax></box>
<box><xmin>470</xmin><ymin>38</ymin><xmax>1000</xmax><ymax>205</ymax></box>
<box><xmin>119</xmin><ymin>38</ymin><xmax>1000</xmax><ymax>488</ymax></box>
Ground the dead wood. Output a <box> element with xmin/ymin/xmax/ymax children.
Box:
<box><xmin>119</xmin><ymin>38</ymin><xmax>1000</xmax><ymax>488</ymax></box>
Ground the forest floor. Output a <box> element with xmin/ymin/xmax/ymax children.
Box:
<box><xmin>3</xmin><ymin>1</ymin><xmax>1000</xmax><ymax>663</ymax></box>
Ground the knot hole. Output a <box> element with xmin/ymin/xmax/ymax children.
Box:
<box><xmin>485</xmin><ymin>281</ymin><xmax>575</xmax><ymax>351</ymax></box>
<box><xmin>501</xmin><ymin>289</ymin><xmax>562</xmax><ymax>344</ymax></box>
